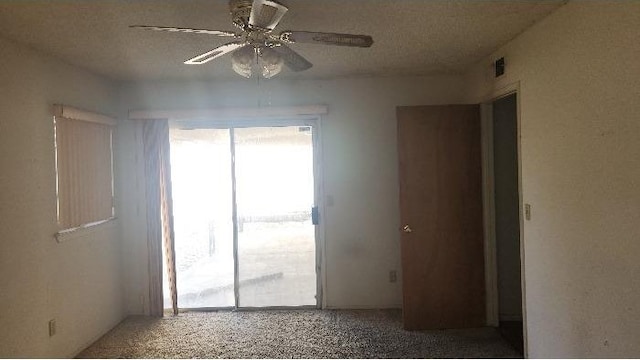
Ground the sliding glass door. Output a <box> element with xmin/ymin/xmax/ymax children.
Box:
<box><xmin>166</xmin><ymin>120</ymin><xmax>319</xmax><ymax>310</ymax></box>
<box><xmin>166</xmin><ymin>128</ymin><xmax>235</xmax><ymax>308</ymax></box>
<box><xmin>234</xmin><ymin>126</ymin><xmax>317</xmax><ymax>307</ymax></box>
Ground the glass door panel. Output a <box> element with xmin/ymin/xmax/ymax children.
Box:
<box><xmin>234</xmin><ymin>126</ymin><xmax>317</xmax><ymax>307</ymax></box>
<box><xmin>166</xmin><ymin>128</ymin><xmax>234</xmax><ymax>308</ymax></box>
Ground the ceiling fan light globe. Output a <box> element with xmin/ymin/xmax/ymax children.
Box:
<box><xmin>232</xmin><ymin>45</ymin><xmax>255</xmax><ymax>65</ymax></box>
<box><xmin>262</xmin><ymin>63</ymin><xmax>282</xmax><ymax>78</ymax></box>
<box><xmin>232</xmin><ymin>62</ymin><xmax>252</xmax><ymax>78</ymax></box>
<box><xmin>260</xmin><ymin>47</ymin><xmax>281</xmax><ymax>65</ymax></box>
<box><xmin>260</xmin><ymin>47</ymin><xmax>283</xmax><ymax>78</ymax></box>
<box><xmin>231</xmin><ymin>46</ymin><xmax>255</xmax><ymax>78</ymax></box>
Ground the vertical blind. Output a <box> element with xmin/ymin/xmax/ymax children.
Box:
<box><xmin>54</xmin><ymin>106</ymin><xmax>115</xmax><ymax>230</ymax></box>
<box><xmin>143</xmin><ymin>119</ymin><xmax>178</xmax><ymax>316</ymax></box>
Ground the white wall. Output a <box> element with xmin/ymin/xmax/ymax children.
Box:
<box><xmin>0</xmin><ymin>36</ymin><xmax>125</xmax><ymax>357</ymax></box>
<box><xmin>465</xmin><ymin>1</ymin><xmax>640</xmax><ymax>357</ymax></box>
<box><xmin>118</xmin><ymin>75</ymin><xmax>467</xmax><ymax>312</ymax></box>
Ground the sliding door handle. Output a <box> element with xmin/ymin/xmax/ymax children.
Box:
<box><xmin>311</xmin><ymin>206</ymin><xmax>319</xmax><ymax>225</ymax></box>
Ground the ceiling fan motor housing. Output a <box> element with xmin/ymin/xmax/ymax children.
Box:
<box><xmin>229</xmin><ymin>0</ymin><xmax>252</xmax><ymax>29</ymax></box>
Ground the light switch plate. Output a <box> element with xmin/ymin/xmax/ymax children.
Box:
<box><xmin>49</xmin><ymin>319</ymin><xmax>56</xmax><ymax>337</ymax></box>
<box><xmin>389</xmin><ymin>270</ymin><xmax>397</xmax><ymax>283</ymax></box>
<box><xmin>525</xmin><ymin>204</ymin><xmax>531</xmax><ymax>221</ymax></box>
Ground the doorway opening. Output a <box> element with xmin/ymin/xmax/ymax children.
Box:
<box><xmin>162</xmin><ymin>119</ymin><xmax>321</xmax><ymax>310</ymax></box>
<box><xmin>490</xmin><ymin>93</ymin><xmax>524</xmax><ymax>354</ymax></box>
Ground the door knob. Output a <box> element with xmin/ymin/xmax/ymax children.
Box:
<box><xmin>402</xmin><ymin>225</ymin><xmax>413</xmax><ymax>233</ymax></box>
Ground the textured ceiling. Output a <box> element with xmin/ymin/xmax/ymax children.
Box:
<box><xmin>0</xmin><ymin>0</ymin><xmax>565</xmax><ymax>81</ymax></box>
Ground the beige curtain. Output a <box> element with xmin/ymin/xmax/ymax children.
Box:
<box><xmin>143</xmin><ymin>119</ymin><xmax>178</xmax><ymax>316</ymax></box>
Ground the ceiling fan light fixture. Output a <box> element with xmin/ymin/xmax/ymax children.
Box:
<box><xmin>231</xmin><ymin>45</ymin><xmax>255</xmax><ymax>78</ymax></box>
<box><xmin>260</xmin><ymin>48</ymin><xmax>284</xmax><ymax>79</ymax></box>
<box><xmin>232</xmin><ymin>60</ymin><xmax>252</xmax><ymax>78</ymax></box>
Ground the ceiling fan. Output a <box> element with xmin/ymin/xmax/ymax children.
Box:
<box><xmin>131</xmin><ymin>0</ymin><xmax>374</xmax><ymax>79</ymax></box>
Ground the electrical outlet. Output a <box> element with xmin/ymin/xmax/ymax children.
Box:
<box><xmin>525</xmin><ymin>204</ymin><xmax>532</xmax><ymax>221</ymax></box>
<box><xmin>48</xmin><ymin>319</ymin><xmax>56</xmax><ymax>337</ymax></box>
<box><xmin>389</xmin><ymin>270</ymin><xmax>397</xmax><ymax>283</ymax></box>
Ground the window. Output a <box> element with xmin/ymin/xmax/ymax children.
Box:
<box><xmin>53</xmin><ymin>105</ymin><xmax>116</xmax><ymax>234</ymax></box>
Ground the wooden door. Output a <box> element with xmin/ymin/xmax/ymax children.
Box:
<box><xmin>397</xmin><ymin>105</ymin><xmax>485</xmax><ymax>330</ymax></box>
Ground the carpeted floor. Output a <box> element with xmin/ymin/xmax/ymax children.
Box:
<box><xmin>78</xmin><ymin>310</ymin><xmax>522</xmax><ymax>358</ymax></box>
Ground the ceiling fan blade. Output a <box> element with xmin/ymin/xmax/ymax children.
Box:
<box><xmin>271</xmin><ymin>44</ymin><xmax>312</xmax><ymax>72</ymax></box>
<box><xmin>281</xmin><ymin>31</ymin><xmax>374</xmax><ymax>47</ymax></box>
<box><xmin>130</xmin><ymin>25</ymin><xmax>239</xmax><ymax>38</ymax></box>
<box><xmin>249</xmin><ymin>0</ymin><xmax>288</xmax><ymax>31</ymax></box>
<box><xmin>184</xmin><ymin>42</ymin><xmax>247</xmax><ymax>65</ymax></box>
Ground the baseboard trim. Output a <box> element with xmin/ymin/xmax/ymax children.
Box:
<box><xmin>499</xmin><ymin>315</ymin><xmax>523</xmax><ymax>322</ymax></box>
<box><xmin>67</xmin><ymin>314</ymin><xmax>128</xmax><ymax>358</ymax></box>
<box><xmin>323</xmin><ymin>305</ymin><xmax>402</xmax><ymax>310</ymax></box>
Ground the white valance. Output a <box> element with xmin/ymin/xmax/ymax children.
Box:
<box><xmin>52</xmin><ymin>104</ymin><xmax>117</xmax><ymax>126</ymax></box>
<box><xmin>128</xmin><ymin>105</ymin><xmax>328</xmax><ymax>121</ymax></box>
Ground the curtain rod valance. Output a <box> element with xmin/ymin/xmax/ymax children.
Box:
<box><xmin>52</xmin><ymin>104</ymin><xmax>117</xmax><ymax>126</ymax></box>
<box><xmin>128</xmin><ymin>105</ymin><xmax>328</xmax><ymax>121</ymax></box>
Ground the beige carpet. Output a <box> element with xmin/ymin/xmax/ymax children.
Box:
<box><xmin>78</xmin><ymin>310</ymin><xmax>521</xmax><ymax>358</ymax></box>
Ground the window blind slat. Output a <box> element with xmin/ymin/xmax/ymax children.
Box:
<box><xmin>55</xmin><ymin>116</ymin><xmax>114</xmax><ymax>230</ymax></box>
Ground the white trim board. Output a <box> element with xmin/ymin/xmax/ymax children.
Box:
<box><xmin>129</xmin><ymin>105</ymin><xmax>328</xmax><ymax>121</ymax></box>
<box><xmin>52</xmin><ymin>104</ymin><xmax>117</xmax><ymax>126</ymax></box>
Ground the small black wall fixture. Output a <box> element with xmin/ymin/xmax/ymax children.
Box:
<box><xmin>495</xmin><ymin>57</ymin><xmax>505</xmax><ymax>77</ymax></box>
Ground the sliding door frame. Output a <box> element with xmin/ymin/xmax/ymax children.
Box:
<box><xmin>169</xmin><ymin>115</ymin><xmax>325</xmax><ymax>311</ymax></box>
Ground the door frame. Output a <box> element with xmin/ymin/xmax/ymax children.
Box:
<box><xmin>168</xmin><ymin>115</ymin><xmax>326</xmax><ymax>310</ymax></box>
<box><xmin>480</xmin><ymin>81</ymin><xmax>528</xmax><ymax>356</ymax></box>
